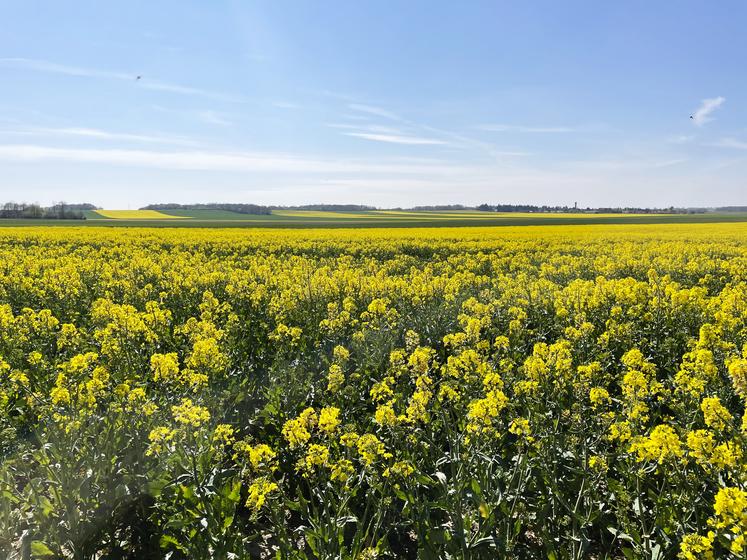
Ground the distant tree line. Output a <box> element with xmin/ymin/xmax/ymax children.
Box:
<box><xmin>139</xmin><ymin>201</ymin><xmax>734</xmax><ymax>215</ymax></box>
<box><xmin>398</xmin><ymin>204</ymin><xmax>469</xmax><ymax>211</ymax></box>
<box><xmin>142</xmin><ymin>203</ymin><xmax>377</xmax><ymax>214</ymax></box>
<box><xmin>142</xmin><ymin>203</ymin><xmax>273</xmax><ymax>215</ymax></box>
<box><xmin>475</xmin><ymin>203</ymin><xmax>707</xmax><ymax>214</ymax></box>
<box><xmin>0</xmin><ymin>202</ymin><xmax>91</xmax><ymax>220</ymax></box>
<box><xmin>271</xmin><ymin>204</ymin><xmax>376</xmax><ymax>212</ymax></box>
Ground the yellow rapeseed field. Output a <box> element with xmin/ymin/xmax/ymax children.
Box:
<box><xmin>1</xmin><ymin>223</ymin><xmax>747</xmax><ymax>559</ymax></box>
<box><xmin>92</xmin><ymin>209</ymin><xmax>187</xmax><ymax>219</ymax></box>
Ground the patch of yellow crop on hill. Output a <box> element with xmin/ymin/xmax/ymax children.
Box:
<box><xmin>93</xmin><ymin>210</ymin><xmax>188</xmax><ymax>220</ymax></box>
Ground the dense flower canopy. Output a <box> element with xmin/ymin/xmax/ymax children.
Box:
<box><xmin>1</xmin><ymin>223</ymin><xmax>747</xmax><ymax>558</ymax></box>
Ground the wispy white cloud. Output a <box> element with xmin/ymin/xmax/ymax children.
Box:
<box><xmin>326</xmin><ymin>123</ymin><xmax>364</xmax><ymax>130</ymax></box>
<box><xmin>563</xmin><ymin>157</ymin><xmax>687</xmax><ymax>171</ymax></box>
<box><xmin>711</xmin><ymin>138</ymin><xmax>747</xmax><ymax>150</ymax></box>
<box><xmin>0</xmin><ymin>126</ymin><xmax>198</xmax><ymax>146</ymax></box>
<box><xmin>650</xmin><ymin>158</ymin><xmax>688</xmax><ymax>168</ymax></box>
<box><xmin>0</xmin><ymin>57</ymin><xmax>131</xmax><ymax>79</ymax></box>
<box><xmin>0</xmin><ymin>57</ymin><xmax>245</xmax><ymax>103</ymax></box>
<box><xmin>476</xmin><ymin>124</ymin><xmax>575</xmax><ymax>133</ymax></box>
<box><xmin>338</xmin><ymin>103</ymin><xmax>522</xmax><ymax>157</ymax></box>
<box><xmin>141</xmin><ymin>82</ymin><xmax>244</xmax><ymax>103</ymax></box>
<box><xmin>343</xmin><ymin>132</ymin><xmax>449</xmax><ymax>145</ymax></box>
<box><xmin>197</xmin><ymin>111</ymin><xmax>233</xmax><ymax>126</ymax></box>
<box><xmin>691</xmin><ymin>96</ymin><xmax>725</xmax><ymax>126</ymax></box>
<box><xmin>0</xmin><ymin>144</ymin><xmax>476</xmax><ymax>175</ymax></box>
<box><xmin>330</xmin><ymin>119</ymin><xmax>449</xmax><ymax>146</ymax></box>
<box><xmin>668</xmin><ymin>134</ymin><xmax>695</xmax><ymax>144</ymax></box>
<box><xmin>150</xmin><ymin>104</ymin><xmax>238</xmax><ymax>127</ymax></box>
<box><xmin>348</xmin><ymin>103</ymin><xmax>401</xmax><ymax>121</ymax></box>
<box><xmin>339</xmin><ymin>114</ymin><xmax>372</xmax><ymax>122</ymax></box>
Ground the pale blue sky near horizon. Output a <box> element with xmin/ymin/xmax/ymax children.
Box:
<box><xmin>1</xmin><ymin>1</ymin><xmax>746</xmax><ymax>208</ymax></box>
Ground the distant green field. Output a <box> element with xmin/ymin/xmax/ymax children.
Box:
<box><xmin>7</xmin><ymin>210</ymin><xmax>747</xmax><ymax>228</ymax></box>
<box><xmin>148</xmin><ymin>209</ymin><xmax>278</xmax><ymax>220</ymax></box>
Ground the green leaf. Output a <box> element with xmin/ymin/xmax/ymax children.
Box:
<box><xmin>30</xmin><ymin>541</ymin><xmax>55</xmax><ymax>558</ymax></box>
<box><xmin>180</xmin><ymin>484</ymin><xmax>195</xmax><ymax>500</ymax></box>
<box><xmin>227</xmin><ymin>479</ymin><xmax>241</xmax><ymax>502</ymax></box>
<box><xmin>608</xmin><ymin>527</ymin><xmax>635</xmax><ymax>543</ymax></box>
<box><xmin>336</xmin><ymin>515</ymin><xmax>358</xmax><ymax>527</ymax></box>
<box><xmin>159</xmin><ymin>534</ymin><xmax>186</xmax><ymax>552</ymax></box>
<box><xmin>470</xmin><ymin>536</ymin><xmax>496</xmax><ymax>549</ymax></box>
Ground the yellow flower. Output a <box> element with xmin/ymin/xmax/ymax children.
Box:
<box><xmin>150</xmin><ymin>352</ymin><xmax>180</xmax><ymax>383</ymax></box>
<box><xmin>340</xmin><ymin>432</ymin><xmax>360</xmax><ymax>448</ymax></box>
<box><xmin>629</xmin><ymin>425</ymin><xmax>684</xmax><ymax>463</ymax></box>
<box><xmin>330</xmin><ymin>459</ymin><xmax>355</xmax><ymax>483</ymax></box>
<box><xmin>271</xmin><ymin>323</ymin><xmax>302</xmax><ymax>344</ymax></box>
<box><xmin>171</xmin><ymin>398</ymin><xmax>211</xmax><ymax>428</ymax></box>
<box><xmin>246</xmin><ymin>477</ymin><xmax>278</xmax><ymax>513</ymax></box>
<box><xmin>125</xmin><ymin>386</ymin><xmax>144</xmax><ymax>402</ymax></box>
<box><xmin>711</xmin><ymin>441</ymin><xmax>742</xmax><ymax>470</ymax></box>
<box><xmin>27</xmin><ymin>351</ymin><xmax>43</xmax><ymax>366</ymax></box>
<box><xmin>146</xmin><ymin>426</ymin><xmax>175</xmax><ymax>456</ymax></box>
<box><xmin>405</xmin><ymin>386</ymin><xmax>432</xmax><ymax>424</ymax></box>
<box><xmin>404</xmin><ymin>330</ymin><xmax>420</xmax><ymax>350</ymax></box>
<box><xmin>508</xmin><ymin>417</ymin><xmax>534</xmax><ymax>443</ymax></box>
<box><xmin>299</xmin><ymin>407</ymin><xmax>318</xmax><ymax>429</ymax></box>
<box><xmin>327</xmin><ymin>364</ymin><xmax>345</xmax><ymax>393</ymax></box>
<box><xmin>212</xmin><ymin>424</ymin><xmax>235</xmax><ymax>446</ymax></box>
<box><xmin>332</xmin><ymin>345</ymin><xmax>350</xmax><ymax>365</ymax></box>
<box><xmin>675</xmin><ymin>349</ymin><xmax>718</xmax><ymax>399</ymax></box>
<box><xmin>374</xmin><ymin>403</ymin><xmax>398</xmax><ymax>426</ymax></box>
<box><xmin>370</xmin><ymin>377</ymin><xmax>395</xmax><ymax>402</ymax></box>
<box><xmin>466</xmin><ymin>390</ymin><xmax>508</xmax><ymax>435</ymax></box>
<box><xmin>407</xmin><ymin>346</ymin><xmax>435</xmax><ymax>376</ymax></box>
<box><xmin>678</xmin><ymin>532</ymin><xmax>714</xmax><ymax>560</ymax></box>
<box><xmin>62</xmin><ymin>352</ymin><xmax>99</xmax><ymax>374</ymax></box>
<box><xmin>389</xmin><ymin>349</ymin><xmax>407</xmax><ymax>369</ymax></box>
<box><xmin>114</xmin><ymin>383</ymin><xmax>130</xmax><ymax>397</ymax></box>
<box><xmin>727</xmin><ymin>357</ymin><xmax>747</xmax><ymax>398</ymax></box>
<box><xmin>608</xmin><ymin>421</ymin><xmax>632</xmax><ymax>442</ymax></box>
<box><xmin>687</xmin><ymin>430</ymin><xmax>715</xmax><ymax>467</ymax></box>
<box><xmin>383</xmin><ymin>460</ymin><xmax>416</xmax><ymax>479</ymax></box>
<box><xmin>237</xmin><ymin>443</ymin><xmax>277</xmax><ymax>472</ymax></box>
<box><xmin>701</xmin><ymin>397</ymin><xmax>733</xmax><ymax>431</ymax></box>
<box><xmin>514</xmin><ymin>380</ymin><xmax>539</xmax><ymax>396</ymax></box>
<box><xmin>318</xmin><ymin>407</ymin><xmax>341</xmax><ymax>435</ymax></box>
<box><xmin>621</xmin><ymin>370</ymin><xmax>649</xmax><ymax>401</ymax></box>
<box><xmin>282</xmin><ymin>418</ymin><xmax>311</xmax><ymax>448</ymax></box>
<box><xmin>438</xmin><ymin>384</ymin><xmax>459</xmax><ymax>403</ymax></box>
<box><xmin>588</xmin><ymin>455</ymin><xmax>608</xmax><ymax>473</ymax></box>
<box><xmin>357</xmin><ymin>433</ymin><xmax>388</xmax><ymax>466</ymax></box>
<box><xmin>50</xmin><ymin>386</ymin><xmax>71</xmax><ymax>406</ymax></box>
<box><xmin>186</xmin><ymin>337</ymin><xmax>228</xmax><ymax>374</ymax></box>
<box><xmin>712</xmin><ymin>487</ymin><xmax>747</xmax><ymax>530</ymax></box>
<box><xmin>589</xmin><ymin>387</ymin><xmax>610</xmax><ymax>408</ymax></box>
<box><xmin>298</xmin><ymin>444</ymin><xmax>329</xmax><ymax>476</ymax></box>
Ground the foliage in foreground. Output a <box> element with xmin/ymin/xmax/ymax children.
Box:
<box><xmin>1</xmin><ymin>224</ymin><xmax>747</xmax><ymax>559</ymax></box>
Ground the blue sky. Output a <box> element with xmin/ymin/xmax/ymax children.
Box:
<box><xmin>2</xmin><ymin>1</ymin><xmax>747</xmax><ymax>208</ymax></box>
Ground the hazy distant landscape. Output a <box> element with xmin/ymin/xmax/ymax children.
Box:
<box><xmin>3</xmin><ymin>202</ymin><xmax>747</xmax><ymax>228</ymax></box>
